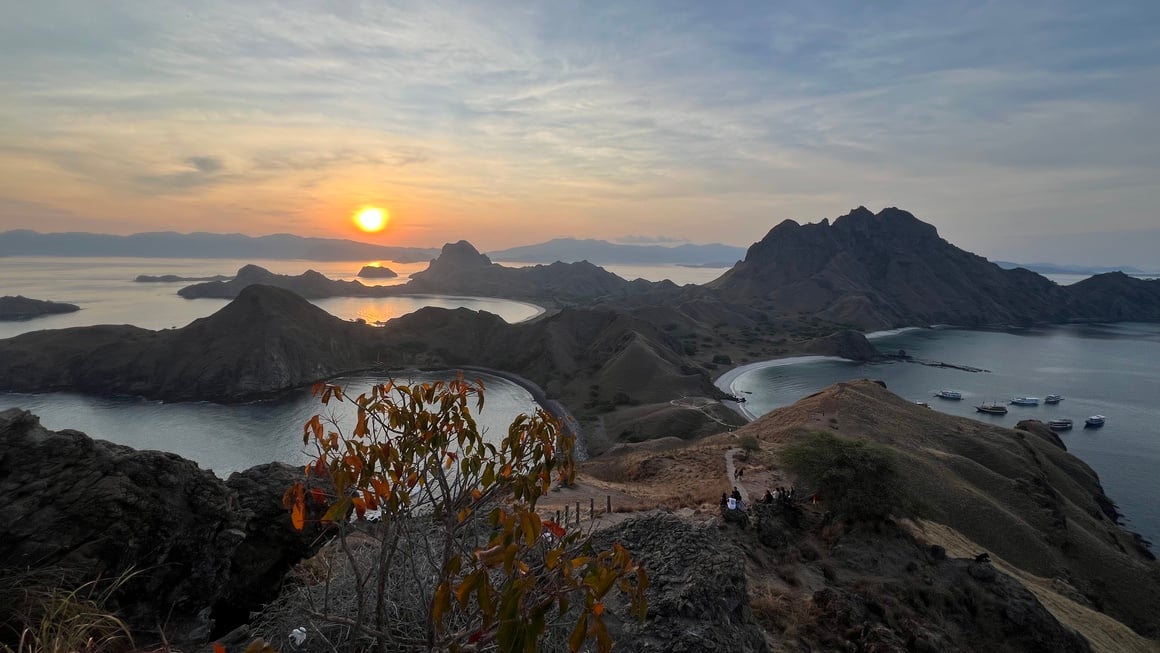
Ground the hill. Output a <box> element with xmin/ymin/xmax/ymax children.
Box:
<box><xmin>488</xmin><ymin>237</ymin><xmax>744</xmax><ymax>266</ymax></box>
<box><xmin>0</xmin><ymin>229</ymin><xmax>437</xmax><ymax>262</ymax></box>
<box><xmin>708</xmin><ymin>207</ymin><xmax>1075</xmax><ymax>330</ymax></box>
<box><xmin>570</xmin><ymin>380</ymin><xmax>1160</xmax><ymax>649</ymax></box>
<box><xmin>178</xmin><ymin>264</ymin><xmax>398</xmax><ymax>299</ymax></box>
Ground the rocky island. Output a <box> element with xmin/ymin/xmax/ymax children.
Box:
<box><xmin>0</xmin><ymin>295</ymin><xmax>79</xmax><ymax>320</ymax></box>
<box><xmin>356</xmin><ymin>264</ymin><xmax>398</xmax><ymax>279</ymax></box>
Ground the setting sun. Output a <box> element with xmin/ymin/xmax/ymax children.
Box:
<box><xmin>353</xmin><ymin>206</ymin><xmax>389</xmax><ymax>233</ymax></box>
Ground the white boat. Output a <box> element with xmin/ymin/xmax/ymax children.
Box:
<box><xmin>1085</xmin><ymin>415</ymin><xmax>1106</xmax><ymax>428</ymax></box>
<box><xmin>1010</xmin><ymin>397</ymin><xmax>1040</xmax><ymax>406</ymax></box>
<box><xmin>975</xmin><ymin>403</ymin><xmax>1008</xmax><ymax>415</ymax></box>
<box><xmin>1044</xmin><ymin>394</ymin><xmax>1063</xmax><ymax>404</ymax></box>
<box><xmin>1048</xmin><ymin>418</ymin><xmax>1073</xmax><ymax>431</ymax></box>
<box><xmin>935</xmin><ymin>390</ymin><xmax>963</xmax><ymax>400</ymax></box>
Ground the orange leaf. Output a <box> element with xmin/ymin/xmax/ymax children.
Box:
<box><xmin>213</xmin><ymin>643</ymin><xmax>226</xmax><ymax>653</ymax></box>
<box><xmin>544</xmin><ymin>520</ymin><xmax>565</xmax><ymax>538</ymax></box>
<box><xmin>593</xmin><ymin>602</ymin><xmax>604</xmax><ymax>616</ymax></box>
<box><xmin>290</xmin><ymin>497</ymin><xmax>305</xmax><ymax>531</ymax></box>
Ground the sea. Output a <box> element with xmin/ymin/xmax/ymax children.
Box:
<box><xmin>724</xmin><ymin>322</ymin><xmax>1160</xmax><ymax>548</ymax></box>
<box><xmin>2</xmin><ymin>257</ymin><xmax>1156</xmax><ymax>547</ymax></box>
<box><xmin>0</xmin><ymin>257</ymin><xmax>726</xmax><ymax>477</ymax></box>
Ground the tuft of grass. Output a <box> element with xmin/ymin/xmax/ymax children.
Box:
<box><xmin>0</xmin><ymin>569</ymin><xmax>137</xmax><ymax>653</ymax></box>
<box><xmin>750</xmin><ymin>583</ymin><xmax>817</xmax><ymax>638</ymax></box>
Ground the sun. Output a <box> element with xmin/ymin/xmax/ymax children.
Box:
<box><xmin>353</xmin><ymin>206</ymin><xmax>389</xmax><ymax>233</ymax></box>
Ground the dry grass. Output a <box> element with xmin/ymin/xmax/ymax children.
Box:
<box><xmin>0</xmin><ymin>570</ymin><xmax>136</xmax><ymax>653</ymax></box>
<box><xmin>904</xmin><ymin>519</ymin><xmax>1160</xmax><ymax>653</ymax></box>
<box><xmin>749</xmin><ymin>581</ymin><xmax>817</xmax><ymax>640</ymax></box>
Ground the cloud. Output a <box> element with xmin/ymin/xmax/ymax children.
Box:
<box><xmin>134</xmin><ymin>156</ymin><xmax>227</xmax><ymax>193</ymax></box>
<box><xmin>0</xmin><ymin>0</ymin><xmax>1158</xmax><ymax>264</ymax></box>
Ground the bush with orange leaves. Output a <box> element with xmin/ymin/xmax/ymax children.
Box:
<box><xmin>280</xmin><ymin>377</ymin><xmax>647</xmax><ymax>652</ymax></box>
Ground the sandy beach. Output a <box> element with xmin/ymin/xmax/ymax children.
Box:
<box><xmin>714</xmin><ymin>355</ymin><xmax>849</xmax><ymax>421</ymax></box>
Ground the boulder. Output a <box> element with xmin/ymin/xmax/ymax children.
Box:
<box><xmin>0</xmin><ymin>409</ymin><xmax>329</xmax><ymax>645</ymax></box>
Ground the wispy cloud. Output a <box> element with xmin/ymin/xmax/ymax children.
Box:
<box><xmin>0</xmin><ymin>1</ymin><xmax>1158</xmax><ymax>264</ymax></box>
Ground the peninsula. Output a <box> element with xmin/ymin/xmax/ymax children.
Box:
<box><xmin>0</xmin><ymin>295</ymin><xmax>80</xmax><ymax>321</ymax></box>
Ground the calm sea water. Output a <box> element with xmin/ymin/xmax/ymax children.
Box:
<box><xmin>727</xmin><ymin>323</ymin><xmax>1160</xmax><ymax>547</ymax></box>
<box><xmin>0</xmin><ymin>257</ymin><xmax>544</xmax><ymax>338</ymax></box>
<box><xmin>0</xmin><ymin>371</ymin><xmax>538</xmax><ymax>478</ymax></box>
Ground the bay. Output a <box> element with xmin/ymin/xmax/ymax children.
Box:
<box><xmin>725</xmin><ymin>323</ymin><xmax>1160</xmax><ymax>547</ymax></box>
<box><xmin>0</xmin><ymin>371</ymin><xmax>539</xmax><ymax>478</ymax></box>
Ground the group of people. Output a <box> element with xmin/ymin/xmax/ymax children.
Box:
<box><xmin>721</xmin><ymin>484</ymin><xmax>802</xmax><ymax>515</ymax></box>
<box><xmin>761</xmin><ymin>486</ymin><xmax>796</xmax><ymax>504</ymax></box>
<box><xmin>721</xmin><ymin>486</ymin><xmax>745</xmax><ymax>511</ymax></box>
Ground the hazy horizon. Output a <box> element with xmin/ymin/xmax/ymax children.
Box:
<box><xmin>2</xmin><ymin>2</ymin><xmax>1158</xmax><ymax>267</ymax></box>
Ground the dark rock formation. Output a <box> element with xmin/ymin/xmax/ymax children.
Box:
<box><xmin>1067</xmin><ymin>271</ymin><xmax>1160</xmax><ymax>322</ymax></box>
<box><xmin>0</xmin><ymin>409</ymin><xmax>243</xmax><ymax>641</ymax></box>
<box><xmin>0</xmin><ymin>295</ymin><xmax>79</xmax><ymax>320</ymax></box>
<box><xmin>218</xmin><ymin>463</ymin><xmax>330</xmax><ymax>632</ymax></box>
<box><xmin>590</xmin><ymin>512</ymin><xmax>770</xmax><ymax>652</ymax></box>
<box><xmin>803</xmin><ymin>328</ymin><xmax>881</xmax><ymax>361</ymax></box>
<box><xmin>406</xmin><ymin>241</ymin><xmax>637</xmax><ymax>301</ymax></box>
<box><xmin>707</xmin><ymin>207</ymin><xmax>1075</xmax><ymax>330</ymax></box>
<box><xmin>356</xmin><ymin>264</ymin><xmax>398</xmax><ymax>279</ymax></box>
<box><xmin>179</xmin><ymin>264</ymin><xmax>394</xmax><ymax>299</ymax></box>
<box><xmin>0</xmin><ymin>410</ymin><xmax>328</xmax><ymax>646</ymax></box>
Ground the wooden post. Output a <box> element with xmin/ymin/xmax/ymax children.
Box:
<box><xmin>576</xmin><ymin>502</ymin><xmax>580</xmax><ymax>523</ymax></box>
<box><xmin>607</xmin><ymin>495</ymin><xmax>611</xmax><ymax>515</ymax></box>
<box><xmin>564</xmin><ymin>505</ymin><xmax>570</xmax><ymax>525</ymax></box>
<box><xmin>590</xmin><ymin>497</ymin><xmax>595</xmax><ymax>520</ymax></box>
<box><xmin>555</xmin><ymin>510</ymin><xmax>560</xmax><ymax>524</ymax></box>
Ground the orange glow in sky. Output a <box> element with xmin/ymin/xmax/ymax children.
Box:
<box><xmin>353</xmin><ymin>206</ymin><xmax>388</xmax><ymax>233</ymax></box>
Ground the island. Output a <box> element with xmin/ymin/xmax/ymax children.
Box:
<box><xmin>0</xmin><ymin>295</ymin><xmax>79</xmax><ymax>321</ymax></box>
<box><xmin>356</xmin><ymin>264</ymin><xmax>398</xmax><ymax>279</ymax></box>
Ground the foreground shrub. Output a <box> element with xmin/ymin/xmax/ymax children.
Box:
<box><xmin>278</xmin><ymin>377</ymin><xmax>647</xmax><ymax>652</ymax></box>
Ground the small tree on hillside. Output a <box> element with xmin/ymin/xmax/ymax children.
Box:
<box><xmin>782</xmin><ymin>431</ymin><xmax>908</xmax><ymax>523</ymax></box>
<box><xmin>281</xmin><ymin>377</ymin><xmax>647</xmax><ymax>652</ymax></box>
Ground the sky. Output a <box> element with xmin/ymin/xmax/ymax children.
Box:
<box><xmin>1</xmin><ymin>1</ymin><xmax>1158</xmax><ymax>267</ymax></box>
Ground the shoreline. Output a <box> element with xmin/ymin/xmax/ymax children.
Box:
<box><xmin>453</xmin><ymin>365</ymin><xmax>587</xmax><ymax>459</ymax></box>
<box><xmin>714</xmin><ymin>355</ymin><xmax>852</xmax><ymax>421</ymax></box>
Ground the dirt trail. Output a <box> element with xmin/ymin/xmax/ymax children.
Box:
<box><xmin>724</xmin><ymin>447</ymin><xmax>749</xmax><ymax>503</ymax></box>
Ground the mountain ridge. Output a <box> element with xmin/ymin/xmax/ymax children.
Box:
<box><xmin>0</xmin><ymin>229</ymin><xmax>439</xmax><ymax>262</ymax></box>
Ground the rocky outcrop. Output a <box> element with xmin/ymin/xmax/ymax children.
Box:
<box><xmin>590</xmin><ymin>512</ymin><xmax>770</xmax><ymax>652</ymax></box>
<box><xmin>0</xmin><ymin>295</ymin><xmax>79</xmax><ymax>320</ymax></box>
<box><xmin>356</xmin><ymin>264</ymin><xmax>398</xmax><ymax>279</ymax></box>
<box><xmin>0</xmin><ymin>409</ymin><xmax>243</xmax><ymax>641</ymax></box>
<box><xmin>179</xmin><ymin>264</ymin><xmax>396</xmax><ymax>299</ymax></box>
<box><xmin>0</xmin><ymin>410</ymin><xmax>327</xmax><ymax>645</ymax></box>
<box><xmin>803</xmin><ymin>328</ymin><xmax>881</xmax><ymax>361</ymax></box>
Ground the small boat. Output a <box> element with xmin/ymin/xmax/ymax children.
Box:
<box><xmin>914</xmin><ymin>401</ymin><xmax>930</xmax><ymax>407</ymax></box>
<box><xmin>1010</xmin><ymin>397</ymin><xmax>1040</xmax><ymax>406</ymax></box>
<box><xmin>935</xmin><ymin>390</ymin><xmax>963</xmax><ymax>400</ymax></box>
<box><xmin>1048</xmin><ymin>418</ymin><xmax>1073</xmax><ymax>431</ymax></box>
<box><xmin>1044</xmin><ymin>394</ymin><xmax>1063</xmax><ymax>404</ymax></box>
<box><xmin>975</xmin><ymin>403</ymin><xmax>1008</xmax><ymax>415</ymax></box>
<box><xmin>1085</xmin><ymin>415</ymin><xmax>1106</xmax><ymax>428</ymax></box>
